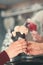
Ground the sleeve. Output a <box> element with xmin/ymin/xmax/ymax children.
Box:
<box><xmin>0</xmin><ymin>51</ymin><xmax>10</xmax><ymax>65</ymax></box>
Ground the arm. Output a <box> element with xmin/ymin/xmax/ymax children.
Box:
<box><xmin>0</xmin><ymin>51</ymin><xmax>10</xmax><ymax>65</ymax></box>
<box><xmin>0</xmin><ymin>39</ymin><xmax>26</xmax><ymax>65</ymax></box>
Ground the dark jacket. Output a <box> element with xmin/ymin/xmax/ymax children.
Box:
<box><xmin>0</xmin><ymin>51</ymin><xmax>10</xmax><ymax>65</ymax></box>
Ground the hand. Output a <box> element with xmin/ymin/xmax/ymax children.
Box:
<box><xmin>27</xmin><ymin>41</ymin><xmax>43</xmax><ymax>55</ymax></box>
<box><xmin>5</xmin><ymin>39</ymin><xmax>27</xmax><ymax>59</ymax></box>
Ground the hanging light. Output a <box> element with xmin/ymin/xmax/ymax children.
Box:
<box><xmin>17</xmin><ymin>15</ymin><xmax>25</xmax><ymax>25</ymax></box>
<box><xmin>3</xmin><ymin>17</ymin><xmax>15</xmax><ymax>31</ymax></box>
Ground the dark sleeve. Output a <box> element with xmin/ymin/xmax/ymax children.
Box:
<box><xmin>0</xmin><ymin>51</ymin><xmax>10</xmax><ymax>65</ymax></box>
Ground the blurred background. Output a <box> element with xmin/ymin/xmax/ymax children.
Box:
<box><xmin>0</xmin><ymin>0</ymin><xmax>43</xmax><ymax>51</ymax></box>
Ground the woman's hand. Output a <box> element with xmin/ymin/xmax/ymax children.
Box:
<box><xmin>5</xmin><ymin>39</ymin><xmax>27</xmax><ymax>59</ymax></box>
<box><xmin>27</xmin><ymin>41</ymin><xmax>43</xmax><ymax>55</ymax></box>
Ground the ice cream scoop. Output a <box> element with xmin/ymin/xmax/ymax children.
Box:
<box><xmin>14</xmin><ymin>25</ymin><xmax>28</xmax><ymax>35</ymax></box>
<box><xmin>11</xmin><ymin>25</ymin><xmax>28</xmax><ymax>41</ymax></box>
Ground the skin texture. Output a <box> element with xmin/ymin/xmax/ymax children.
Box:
<box><xmin>5</xmin><ymin>39</ymin><xmax>27</xmax><ymax>59</ymax></box>
<box><xmin>27</xmin><ymin>41</ymin><xmax>43</xmax><ymax>55</ymax></box>
<box><xmin>5</xmin><ymin>39</ymin><xmax>43</xmax><ymax>58</ymax></box>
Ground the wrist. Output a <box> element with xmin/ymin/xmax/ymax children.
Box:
<box><xmin>5</xmin><ymin>48</ymin><xmax>11</xmax><ymax>59</ymax></box>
